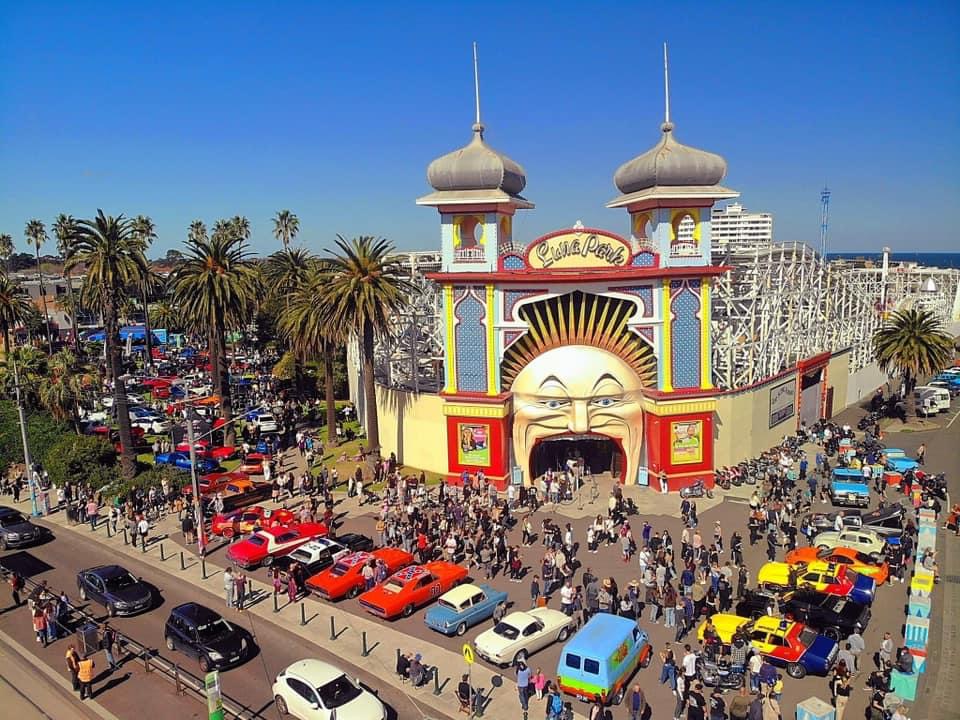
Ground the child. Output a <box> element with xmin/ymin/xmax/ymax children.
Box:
<box><xmin>533</xmin><ymin>667</ymin><xmax>547</xmax><ymax>700</ymax></box>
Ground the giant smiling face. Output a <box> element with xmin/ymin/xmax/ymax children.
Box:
<box><xmin>511</xmin><ymin>345</ymin><xmax>645</xmax><ymax>485</ymax></box>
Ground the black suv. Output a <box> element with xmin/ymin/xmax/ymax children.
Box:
<box><xmin>77</xmin><ymin>565</ymin><xmax>154</xmax><ymax>616</ymax></box>
<box><xmin>735</xmin><ymin>588</ymin><xmax>870</xmax><ymax>640</ymax></box>
<box><xmin>0</xmin><ymin>507</ymin><xmax>47</xmax><ymax>549</ymax></box>
<box><xmin>164</xmin><ymin>603</ymin><xmax>253</xmax><ymax>672</ymax></box>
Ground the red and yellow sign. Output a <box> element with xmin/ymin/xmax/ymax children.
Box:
<box><xmin>670</xmin><ymin>420</ymin><xmax>703</xmax><ymax>465</ymax></box>
<box><xmin>527</xmin><ymin>229</ymin><xmax>631</xmax><ymax>270</ymax></box>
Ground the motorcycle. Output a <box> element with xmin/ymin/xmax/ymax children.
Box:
<box><xmin>680</xmin><ymin>479</ymin><xmax>714</xmax><ymax>499</ymax></box>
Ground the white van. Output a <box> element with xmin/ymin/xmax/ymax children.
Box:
<box><xmin>914</xmin><ymin>386</ymin><xmax>949</xmax><ymax>414</ymax></box>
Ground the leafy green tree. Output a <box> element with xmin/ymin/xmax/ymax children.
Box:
<box><xmin>0</xmin><ymin>400</ymin><xmax>67</xmax><ymax>473</ymax></box>
<box><xmin>43</xmin><ymin>434</ymin><xmax>118</xmax><ymax>490</ymax></box>
<box><xmin>0</xmin><ymin>274</ymin><xmax>32</xmax><ymax>354</ymax></box>
<box><xmin>150</xmin><ymin>299</ymin><xmax>181</xmax><ymax>334</ymax></box>
<box><xmin>172</xmin><ymin>224</ymin><xmax>260</xmax><ymax>444</ymax></box>
<box><xmin>323</xmin><ymin>236</ymin><xmax>413</xmax><ymax>452</ymax></box>
<box><xmin>0</xmin><ymin>233</ymin><xmax>14</xmax><ymax>273</ymax></box>
<box><xmin>39</xmin><ymin>349</ymin><xmax>93</xmax><ymax>433</ymax></box>
<box><xmin>272</xmin><ymin>210</ymin><xmax>300</xmax><ymax>250</ymax></box>
<box><xmin>25</xmin><ymin>219</ymin><xmax>53</xmax><ymax>353</ymax></box>
<box><xmin>53</xmin><ymin>214</ymin><xmax>82</xmax><ymax>352</ymax></box>
<box><xmin>66</xmin><ymin>210</ymin><xmax>148</xmax><ymax>478</ymax></box>
<box><xmin>0</xmin><ymin>345</ymin><xmax>47</xmax><ymax>407</ymax></box>
<box><xmin>873</xmin><ymin>307</ymin><xmax>954</xmax><ymax>418</ymax></box>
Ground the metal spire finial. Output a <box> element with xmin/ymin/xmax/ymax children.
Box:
<box><xmin>663</xmin><ymin>42</ymin><xmax>673</xmax><ymax>132</ymax></box>
<box><xmin>472</xmin><ymin>42</ymin><xmax>483</xmax><ymax>136</ymax></box>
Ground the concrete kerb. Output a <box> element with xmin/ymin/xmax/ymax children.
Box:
<box><xmin>33</xmin><ymin>504</ymin><xmax>589</xmax><ymax>720</ymax></box>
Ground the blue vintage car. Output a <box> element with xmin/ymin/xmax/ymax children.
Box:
<box><xmin>424</xmin><ymin>582</ymin><xmax>509</xmax><ymax>636</ymax></box>
<box><xmin>830</xmin><ymin>469</ymin><xmax>870</xmax><ymax>508</ymax></box>
<box><xmin>155</xmin><ymin>452</ymin><xmax>219</xmax><ymax>474</ymax></box>
<box><xmin>885</xmin><ymin>457</ymin><xmax>919</xmax><ymax>473</ymax></box>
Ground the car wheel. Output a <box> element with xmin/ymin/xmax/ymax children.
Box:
<box><xmin>107</xmin><ymin>603</ymin><xmax>117</xmax><ymax>617</ymax></box>
<box><xmin>786</xmin><ymin>662</ymin><xmax>806</xmax><ymax>679</ymax></box>
<box><xmin>165</xmin><ymin>636</ymin><xmax>176</xmax><ymax>651</ymax></box>
<box><xmin>824</xmin><ymin>627</ymin><xmax>840</xmax><ymax>641</ymax></box>
<box><xmin>199</xmin><ymin>656</ymin><xmax>210</xmax><ymax>673</ymax></box>
<box><xmin>1</xmin><ymin>538</ymin><xmax>7</xmax><ymax>551</ymax></box>
<box><xmin>817</xmin><ymin>544</ymin><xmax>829</xmax><ymax>551</ymax></box>
<box><xmin>222</xmin><ymin>527</ymin><xmax>234</xmax><ymax>539</ymax></box>
<box><xmin>275</xmin><ymin>696</ymin><xmax>289</xmax><ymax>715</ymax></box>
<box><xmin>612</xmin><ymin>686</ymin><xmax>625</xmax><ymax>705</ymax></box>
<box><xmin>456</xmin><ymin>622</ymin><xmax>468</xmax><ymax>636</ymax></box>
<box><xmin>79</xmin><ymin>586</ymin><xmax>88</xmax><ymax>601</ymax></box>
<box><xmin>513</xmin><ymin>650</ymin><xmax>527</xmax><ymax>665</ymax></box>
<box><xmin>402</xmin><ymin>604</ymin><xmax>414</xmax><ymax>618</ymax></box>
<box><xmin>262</xmin><ymin>555</ymin><xmax>273</xmax><ymax>567</ymax></box>
<box><xmin>640</xmin><ymin>646</ymin><xmax>653</xmax><ymax>668</ymax></box>
<box><xmin>347</xmin><ymin>585</ymin><xmax>360</xmax><ymax>599</ymax></box>
<box><xmin>557</xmin><ymin>627</ymin><xmax>569</xmax><ymax>642</ymax></box>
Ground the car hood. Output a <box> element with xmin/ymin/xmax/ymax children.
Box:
<box><xmin>339</xmin><ymin>689</ymin><xmax>385</xmax><ymax>720</ymax></box>
<box><xmin>850</xmin><ymin>574</ymin><xmax>876</xmax><ymax>601</ymax></box>
<box><xmin>806</xmin><ymin>634</ymin><xmax>839</xmax><ymax>664</ymax></box>
<box><xmin>475</xmin><ymin>628</ymin><xmax>514</xmax><ymax>654</ymax></box>
<box><xmin>203</xmin><ymin>631</ymin><xmax>247</xmax><ymax>657</ymax></box>
<box><xmin>108</xmin><ymin>583</ymin><xmax>152</xmax><ymax>605</ymax></box>
<box><xmin>2</xmin><ymin>520</ymin><xmax>38</xmax><ymax>534</ymax></box>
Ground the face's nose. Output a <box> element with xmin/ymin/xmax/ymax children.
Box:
<box><xmin>569</xmin><ymin>400</ymin><xmax>590</xmax><ymax>434</ymax></box>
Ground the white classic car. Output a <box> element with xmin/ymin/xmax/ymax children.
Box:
<box><xmin>814</xmin><ymin>527</ymin><xmax>886</xmax><ymax>560</ymax></box>
<box><xmin>473</xmin><ymin>607</ymin><xmax>571</xmax><ymax>667</ymax></box>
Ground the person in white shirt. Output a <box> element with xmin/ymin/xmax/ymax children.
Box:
<box><xmin>559</xmin><ymin>580</ymin><xmax>575</xmax><ymax>615</ymax></box>
<box><xmin>834</xmin><ymin>511</ymin><xmax>845</xmax><ymax>532</ymax></box>
<box><xmin>681</xmin><ymin>645</ymin><xmax>698</xmax><ymax>680</ymax></box>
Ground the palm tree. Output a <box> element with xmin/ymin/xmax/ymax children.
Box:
<box><xmin>0</xmin><ymin>233</ymin><xmax>14</xmax><ymax>273</ymax></box>
<box><xmin>25</xmin><ymin>219</ymin><xmax>54</xmax><ymax>353</ymax></box>
<box><xmin>265</xmin><ymin>247</ymin><xmax>313</xmax><ymax>302</ymax></box>
<box><xmin>0</xmin><ymin>345</ymin><xmax>47</xmax><ymax>407</ymax></box>
<box><xmin>323</xmin><ymin>236</ymin><xmax>413</xmax><ymax>453</ymax></box>
<box><xmin>0</xmin><ymin>274</ymin><xmax>32</xmax><ymax>355</ymax></box>
<box><xmin>131</xmin><ymin>215</ymin><xmax>158</xmax><ymax>366</ymax></box>
<box><xmin>66</xmin><ymin>210</ymin><xmax>148</xmax><ymax>478</ymax></box>
<box><xmin>873</xmin><ymin>307</ymin><xmax>954</xmax><ymax>418</ymax></box>
<box><xmin>150</xmin><ymin>299</ymin><xmax>181</xmax><ymax>334</ymax></box>
<box><xmin>280</xmin><ymin>260</ymin><xmax>344</xmax><ymax>445</ymax></box>
<box><xmin>188</xmin><ymin>220</ymin><xmax>208</xmax><ymax>245</ymax></box>
<box><xmin>53</xmin><ymin>214</ymin><xmax>82</xmax><ymax>353</ymax></box>
<box><xmin>172</xmin><ymin>227</ymin><xmax>260</xmax><ymax>444</ymax></box>
<box><xmin>40</xmin><ymin>349</ymin><xmax>92</xmax><ymax>433</ymax></box>
<box><xmin>272</xmin><ymin>210</ymin><xmax>300</xmax><ymax>250</ymax></box>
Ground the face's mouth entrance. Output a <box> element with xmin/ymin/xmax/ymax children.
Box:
<box><xmin>530</xmin><ymin>434</ymin><xmax>624</xmax><ymax>481</ymax></box>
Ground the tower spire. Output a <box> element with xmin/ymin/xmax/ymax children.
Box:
<box><xmin>663</xmin><ymin>42</ymin><xmax>672</xmax><ymax>129</ymax></box>
<box><xmin>472</xmin><ymin>41</ymin><xmax>483</xmax><ymax>134</ymax></box>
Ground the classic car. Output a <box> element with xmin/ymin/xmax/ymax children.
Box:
<box><xmin>357</xmin><ymin>561</ymin><xmax>468</xmax><ymax>619</ymax></box>
<box><xmin>272</xmin><ymin>659</ymin><xmax>386</xmax><ymax>720</ymax></box>
<box><xmin>885</xmin><ymin>457</ymin><xmax>920</xmax><ymax>474</ymax></box>
<box><xmin>474</xmin><ymin>608</ymin><xmax>573</xmax><ymax>667</ymax></box>
<box><xmin>155</xmin><ymin>451</ymin><xmax>219</xmax><ymax>475</ymax></box>
<box><xmin>814</xmin><ymin>527</ymin><xmax>887</xmax><ymax>560</ymax></box>
<box><xmin>0</xmin><ymin>507</ymin><xmax>48</xmax><ymax>549</ymax></box>
<box><xmin>804</xmin><ymin>504</ymin><xmax>906</xmax><ymax>540</ymax></box>
<box><xmin>734</xmin><ymin>588</ymin><xmax>871</xmax><ymax>640</ymax></box>
<box><xmin>785</xmin><ymin>546</ymin><xmax>890</xmax><ymax>585</ymax></box>
<box><xmin>424</xmin><ymin>583</ymin><xmax>509</xmax><ymax>636</ymax></box>
<box><xmin>225</xmin><ymin>522</ymin><xmax>329</xmax><ymax>568</ymax></box>
<box><xmin>77</xmin><ymin>565</ymin><xmax>153</xmax><ymax>617</ymax></box>
<box><xmin>210</xmin><ymin>506</ymin><xmax>295</xmax><ymax>537</ymax></box>
<box><xmin>306</xmin><ymin>547</ymin><xmax>414</xmax><ymax>601</ymax></box>
<box><xmin>698</xmin><ymin>614</ymin><xmax>838</xmax><ymax>678</ymax></box>
<box><xmin>829</xmin><ymin>469</ymin><xmax>870</xmax><ymax>508</ymax></box>
<box><xmin>193</xmin><ymin>471</ymin><xmax>250</xmax><ymax>495</ymax></box>
<box><xmin>270</xmin><ymin>535</ymin><xmax>374</xmax><ymax>577</ymax></box>
<box><xmin>238</xmin><ymin>452</ymin><xmax>271</xmax><ymax>475</ymax></box>
<box><xmin>757</xmin><ymin>561</ymin><xmax>875</xmax><ymax>605</ymax></box>
<box><xmin>164</xmin><ymin>602</ymin><xmax>254</xmax><ymax>672</ymax></box>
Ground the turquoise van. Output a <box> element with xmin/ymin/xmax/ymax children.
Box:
<box><xmin>556</xmin><ymin>614</ymin><xmax>652</xmax><ymax>705</ymax></box>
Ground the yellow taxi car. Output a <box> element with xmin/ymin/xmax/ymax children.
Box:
<box><xmin>757</xmin><ymin>561</ymin><xmax>875</xmax><ymax>605</ymax></box>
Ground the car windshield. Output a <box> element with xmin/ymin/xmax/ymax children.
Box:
<box><xmin>438</xmin><ymin>599</ymin><xmax>461</xmax><ymax>612</ymax></box>
<box><xmin>104</xmin><ymin>573</ymin><xmax>138</xmax><ymax>592</ymax></box>
<box><xmin>0</xmin><ymin>513</ymin><xmax>27</xmax><ymax>527</ymax></box>
<box><xmin>797</xmin><ymin>627</ymin><xmax>819</xmax><ymax>647</ymax></box>
<box><xmin>853</xmin><ymin>552</ymin><xmax>873</xmax><ymax>564</ymax></box>
<box><xmin>316</xmin><ymin>674</ymin><xmax>362</xmax><ymax>709</ymax></box>
<box><xmin>493</xmin><ymin>622</ymin><xmax>519</xmax><ymax>640</ymax></box>
<box><xmin>196</xmin><ymin>618</ymin><xmax>232</xmax><ymax>642</ymax></box>
<box><xmin>382</xmin><ymin>581</ymin><xmax>404</xmax><ymax>594</ymax></box>
<box><xmin>330</xmin><ymin>562</ymin><xmax>351</xmax><ymax>577</ymax></box>
<box><xmin>247</xmin><ymin>536</ymin><xmax>266</xmax><ymax>546</ymax></box>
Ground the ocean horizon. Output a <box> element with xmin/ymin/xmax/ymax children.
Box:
<box><xmin>827</xmin><ymin>252</ymin><xmax>960</xmax><ymax>269</ymax></box>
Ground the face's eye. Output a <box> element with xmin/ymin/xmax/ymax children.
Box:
<box><xmin>540</xmin><ymin>398</ymin><xmax>570</xmax><ymax>410</ymax></box>
<box><xmin>591</xmin><ymin>396</ymin><xmax>621</xmax><ymax>408</ymax></box>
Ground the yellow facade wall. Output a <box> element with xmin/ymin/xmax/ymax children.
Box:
<box><xmin>374</xmin><ymin>387</ymin><xmax>448</xmax><ymax>475</ymax></box>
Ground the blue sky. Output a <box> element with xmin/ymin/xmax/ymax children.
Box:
<box><xmin>1</xmin><ymin>1</ymin><xmax>957</xmax><ymax>256</ymax></box>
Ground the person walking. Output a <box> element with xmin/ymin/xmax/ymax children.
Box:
<box><xmin>916</xmin><ymin>443</ymin><xmax>926</xmax><ymax>466</ymax></box>
<box><xmin>9</xmin><ymin>572</ymin><xmax>24</xmax><ymax>608</ymax></box>
<box><xmin>32</xmin><ymin>605</ymin><xmax>48</xmax><ymax>646</ymax></box>
<box><xmin>629</xmin><ymin>684</ymin><xmax>647</xmax><ymax>720</ymax></box>
<box><xmin>65</xmin><ymin>644</ymin><xmax>81</xmax><ymax>691</ymax></box>
<box><xmin>516</xmin><ymin>660</ymin><xmax>531</xmax><ymax>713</ymax></box>
<box><xmin>137</xmin><ymin>514</ymin><xmax>150</xmax><ymax>547</ymax></box>
<box><xmin>234</xmin><ymin>570</ymin><xmax>247</xmax><ymax>612</ymax></box>
<box><xmin>101</xmin><ymin>624</ymin><xmax>118</xmax><ymax>671</ymax></box>
<box><xmin>86</xmin><ymin>498</ymin><xmax>99</xmax><ymax>531</ymax></box>
<box><xmin>77</xmin><ymin>654</ymin><xmax>96</xmax><ymax>700</ymax></box>
<box><xmin>223</xmin><ymin>567</ymin><xmax>235</xmax><ymax>609</ymax></box>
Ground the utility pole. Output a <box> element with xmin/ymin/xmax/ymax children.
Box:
<box><xmin>819</xmin><ymin>186</ymin><xmax>831</xmax><ymax>259</ymax></box>
<box><xmin>186</xmin><ymin>412</ymin><xmax>206</xmax><ymax>556</ymax></box>
<box><xmin>11</xmin><ymin>352</ymin><xmax>40</xmax><ymax>517</ymax></box>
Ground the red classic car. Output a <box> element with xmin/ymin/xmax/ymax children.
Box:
<box><xmin>210</xmin><ymin>506</ymin><xmax>295</xmax><ymax>537</ymax></box>
<box><xmin>238</xmin><ymin>452</ymin><xmax>271</xmax><ymax>475</ymax></box>
<box><xmin>224</xmin><ymin>522</ymin><xmax>328</xmax><ymax>568</ymax></box>
<box><xmin>175</xmin><ymin>442</ymin><xmax>236</xmax><ymax>462</ymax></box>
<box><xmin>307</xmin><ymin>547</ymin><xmax>414</xmax><ymax>601</ymax></box>
<box><xmin>358</xmin><ymin>561</ymin><xmax>469</xmax><ymax>619</ymax></box>
<box><xmin>90</xmin><ymin>424</ymin><xmax>145</xmax><ymax>451</ymax></box>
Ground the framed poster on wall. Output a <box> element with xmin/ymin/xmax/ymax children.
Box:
<box><xmin>457</xmin><ymin>423</ymin><xmax>491</xmax><ymax>467</ymax></box>
<box><xmin>769</xmin><ymin>379</ymin><xmax>796</xmax><ymax>428</ymax></box>
<box><xmin>670</xmin><ymin>420</ymin><xmax>703</xmax><ymax>465</ymax></box>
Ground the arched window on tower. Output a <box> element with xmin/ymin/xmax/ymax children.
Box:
<box><xmin>670</xmin><ymin>210</ymin><xmax>699</xmax><ymax>257</ymax></box>
<box><xmin>454</xmin><ymin>215</ymin><xmax>485</xmax><ymax>262</ymax></box>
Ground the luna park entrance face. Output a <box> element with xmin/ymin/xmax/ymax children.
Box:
<box><xmin>529</xmin><ymin>435</ymin><xmax>623</xmax><ymax>482</ymax></box>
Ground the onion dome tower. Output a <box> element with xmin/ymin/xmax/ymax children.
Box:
<box><xmin>417</xmin><ymin>46</ymin><xmax>532</xmax><ymax>274</ymax></box>
<box><xmin>607</xmin><ymin>45</ymin><xmax>737</xmax><ymax>268</ymax></box>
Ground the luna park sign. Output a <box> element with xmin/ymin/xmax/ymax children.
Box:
<box><xmin>528</xmin><ymin>229</ymin><xmax>631</xmax><ymax>270</ymax></box>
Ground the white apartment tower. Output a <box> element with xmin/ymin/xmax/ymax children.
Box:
<box><xmin>676</xmin><ymin>202</ymin><xmax>773</xmax><ymax>254</ymax></box>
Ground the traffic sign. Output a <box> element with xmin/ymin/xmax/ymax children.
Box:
<box><xmin>462</xmin><ymin>644</ymin><xmax>475</xmax><ymax>664</ymax></box>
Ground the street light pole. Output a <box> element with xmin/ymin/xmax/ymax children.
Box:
<box><xmin>11</xmin><ymin>351</ymin><xmax>40</xmax><ymax>517</ymax></box>
<box><xmin>186</xmin><ymin>414</ymin><xmax>205</xmax><ymax>555</ymax></box>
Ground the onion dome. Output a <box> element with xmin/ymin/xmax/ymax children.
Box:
<box><xmin>426</xmin><ymin>122</ymin><xmax>526</xmax><ymax>196</ymax></box>
<box><xmin>613</xmin><ymin>121</ymin><xmax>727</xmax><ymax>195</ymax></box>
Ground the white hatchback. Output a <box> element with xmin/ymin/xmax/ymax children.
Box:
<box><xmin>273</xmin><ymin>659</ymin><xmax>385</xmax><ymax>720</ymax></box>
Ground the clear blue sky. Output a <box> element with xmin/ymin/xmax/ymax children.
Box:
<box><xmin>1</xmin><ymin>1</ymin><xmax>958</xmax><ymax>256</ymax></box>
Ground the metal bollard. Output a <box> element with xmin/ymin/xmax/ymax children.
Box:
<box><xmin>160</xmin><ymin>543</ymin><xmax>165</xmax><ymax>561</ymax></box>
<box><xmin>329</xmin><ymin>615</ymin><xmax>336</xmax><ymax>640</ymax></box>
<box><xmin>122</xmin><ymin>528</ymin><xmax>128</xmax><ymax>545</ymax></box>
<box><xmin>106</xmin><ymin>522</ymin><xmax>111</xmax><ymax>538</ymax></box>
<box><xmin>141</xmin><ymin>537</ymin><xmax>146</xmax><ymax>553</ymax></box>
<box><xmin>201</xmin><ymin>557</ymin><xmax>207</xmax><ymax>579</ymax></box>
<box><xmin>300</xmin><ymin>603</ymin><xmax>307</xmax><ymax>626</ymax></box>
<box><xmin>142</xmin><ymin>648</ymin><xmax>151</xmax><ymax>673</ymax></box>
<box><xmin>174</xmin><ymin>663</ymin><xmax>181</xmax><ymax>694</ymax></box>
<box><xmin>361</xmin><ymin>631</ymin><xmax>369</xmax><ymax>657</ymax></box>
<box><xmin>433</xmin><ymin>666</ymin><xmax>441</xmax><ymax>696</ymax></box>
<box><xmin>396</xmin><ymin>648</ymin><xmax>401</xmax><ymax>669</ymax></box>
<box><xmin>180</xmin><ymin>552</ymin><xmax>185</xmax><ymax>570</ymax></box>
<box><xmin>273</xmin><ymin>592</ymin><xmax>279</xmax><ymax>612</ymax></box>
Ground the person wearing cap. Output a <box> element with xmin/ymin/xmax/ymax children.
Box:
<box><xmin>516</xmin><ymin>660</ymin><xmax>531</xmax><ymax>711</ymax></box>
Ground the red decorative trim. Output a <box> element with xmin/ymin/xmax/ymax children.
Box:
<box><xmin>797</xmin><ymin>351</ymin><xmax>831</xmax><ymax>373</ymax></box>
<box><xmin>441</xmin><ymin>391</ymin><xmax>512</xmax><ymax>403</ymax></box>
<box><xmin>427</xmin><ymin>266</ymin><xmax>729</xmax><ymax>284</ymax></box>
<box><xmin>626</xmin><ymin>198</ymin><xmax>716</xmax><ymax>213</ymax></box>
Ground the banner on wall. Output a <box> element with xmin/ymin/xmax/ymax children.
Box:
<box><xmin>457</xmin><ymin>423</ymin><xmax>491</xmax><ymax>466</ymax></box>
<box><xmin>670</xmin><ymin>420</ymin><xmax>703</xmax><ymax>465</ymax></box>
<box><xmin>769</xmin><ymin>379</ymin><xmax>796</xmax><ymax>428</ymax></box>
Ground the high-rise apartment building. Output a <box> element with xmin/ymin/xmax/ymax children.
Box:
<box><xmin>676</xmin><ymin>202</ymin><xmax>773</xmax><ymax>254</ymax></box>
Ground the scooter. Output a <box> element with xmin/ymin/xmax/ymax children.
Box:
<box><xmin>680</xmin><ymin>479</ymin><xmax>714</xmax><ymax>499</ymax></box>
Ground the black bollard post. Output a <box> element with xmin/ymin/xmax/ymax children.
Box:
<box><xmin>300</xmin><ymin>603</ymin><xmax>306</xmax><ymax>626</ymax></box>
<box><xmin>141</xmin><ymin>537</ymin><xmax>146</xmax><ymax>553</ymax></box>
<box><xmin>106</xmin><ymin>522</ymin><xmax>111</xmax><ymax>538</ymax></box>
<box><xmin>122</xmin><ymin>528</ymin><xmax>128</xmax><ymax>545</ymax></box>
<box><xmin>361</xmin><ymin>631</ymin><xmax>369</xmax><ymax>657</ymax></box>
<box><xmin>160</xmin><ymin>543</ymin><xmax>165</xmax><ymax>561</ymax></box>
<box><xmin>432</xmin><ymin>666</ymin><xmax>441</xmax><ymax>696</ymax></box>
<box><xmin>396</xmin><ymin>648</ymin><xmax>401</xmax><ymax>669</ymax></box>
<box><xmin>329</xmin><ymin>615</ymin><xmax>336</xmax><ymax>640</ymax></box>
<box><xmin>201</xmin><ymin>557</ymin><xmax>207</xmax><ymax>579</ymax></box>
<box><xmin>180</xmin><ymin>552</ymin><xmax>185</xmax><ymax>570</ymax></box>
<box><xmin>273</xmin><ymin>592</ymin><xmax>279</xmax><ymax>613</ymax></box>
<box><xmin>174</xmin><ymin>663</ymin><xmax>181</xmax><ymax>694</ymax></box>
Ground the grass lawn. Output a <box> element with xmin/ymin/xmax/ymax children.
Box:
<box><xmin>311</xmin><ymin>438</ymin><xmax>444</xmax><ymax>489</ymax></box>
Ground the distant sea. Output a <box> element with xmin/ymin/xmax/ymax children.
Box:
<box><xmin>827</xmin><ymin>252</ymin><xmax>960</xmax><ymax>269</ymax></box>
